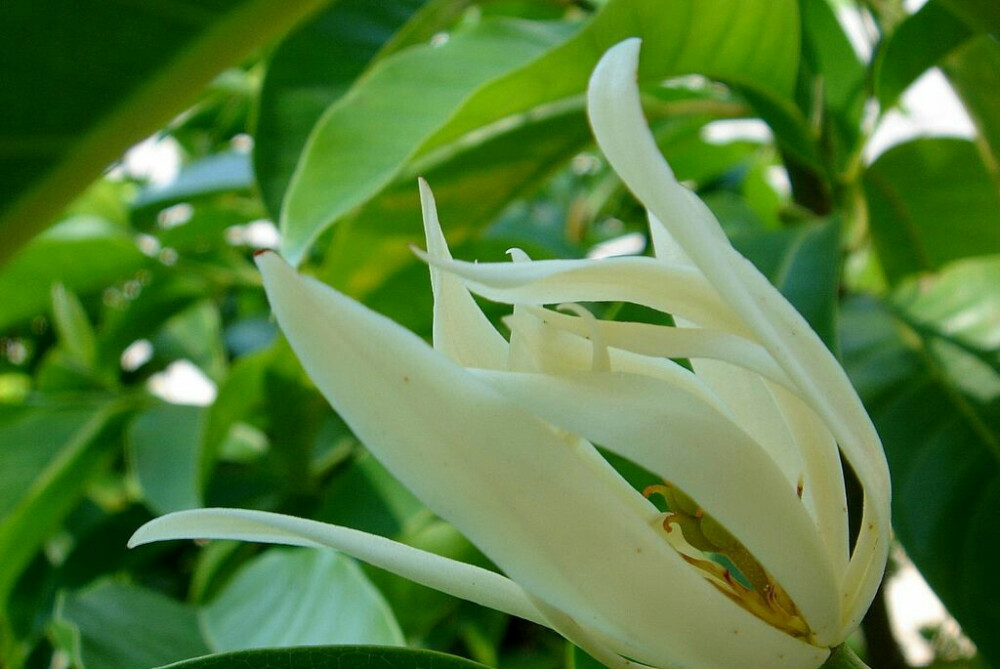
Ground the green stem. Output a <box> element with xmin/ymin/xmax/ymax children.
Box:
<box><xmin>820</xmin><ymin>645</ymin><xmax>872</xmax><ymax>669</ymax></box>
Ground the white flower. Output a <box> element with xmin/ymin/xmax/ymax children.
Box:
<box><xmin>130</xmin><ymin>39</ymin><xmax>890</xmax><ymax>669</ymax></box>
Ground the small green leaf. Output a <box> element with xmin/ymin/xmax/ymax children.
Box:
<box><xmin>200</xmin><ymin>548</ymin><xmax>404</xmax><ymax>651</ymax></box>
<box><xmin>863</xmin><ymin>137</ymin><xmax>1000</xmax><ymax>284</ymax></box>
<box><xmin>51</xmin><ymin>283</ymin><xmax>98</xmax><ymax>370</ymax></box>
<box><xmin>128</xmin><ymin>404</ymin><xmax>204</xmax><ymax>515</ymax></box>
<box><xmin>0</xmin><ymin>216</ymin><xmax>147</xmax><ymax>331</ymax></box>
<box><xmin>0</xmin><ymin>401</ymin><xmax>131</xmax><ymax>603</ymax></box>
<box><xmin>53</xmin><ymin>580</ymin><xmax>211</xmax><ymax>669</ymax></box>
<box><xmin>153</xmin><ymin>646</ymin><xmax>491</xmax><ymax>669</ymax></box>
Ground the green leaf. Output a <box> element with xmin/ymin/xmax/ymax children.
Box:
<box><xmin>892</xmin><ymin>256</ymin><xmax>1000</xmax><ymax>402</ymax></box>
<box><xmin>0</xmin><ymin>0</ymin><xmax>331</xmax><ymax>265</ymax></box>
<box><xmin>942</xmin><ymin>35</ymin><xmax>1000</xmax><ymax>186</ymax></box>
<box><xmin>153</xmin><ymin>646</ymin><xmax>491</xmax><ymax>669</ymax></box>
<box><xmin>53</xmin><ymin>580</ymin><xmax>211</xmax><ymax>669</ymax></box>
<box><xmin>0</xmin><ymin>216</ymin><xmax>148</xmax><ymax>331</ymax></box>
<box><xmin>726</xmin><ymin>217</ymin><xmax>842</xmax><ymax>350</ymax></box>
<box><xmin>51</xmin><ymin>284</ymin><xmax>99</xmax><ymax>370</ymax></box>
<box><xmin>283</xmin><ymin>0</ymin><xmax>802</xmax><ymax>263</ymax></box>
<box><xmin>841</xmin><ymin>263</ymin><xmax>1000</xmax><ymax>666</ymax></box>
<box><xmin>132</xmin><ymin>151</ymin><xmax>254</xmax><ymax>215</ymax></box>
<box><xmin>0</xmin><ymin>401</ymin><xmax>130</xmax><ymax>603</ymax></box>
<box><xmin>874</xmin><ymin>0</ymin><xmax>973</xmax><ymax>108</ymax></box>
<box><xmin>801</xmin><ymin>0</ymin><xmax>865</xmax><ymax>117</ymax></box>
<box><xmin>320</xmin><ymin>102</ymin><xmax>594</xmax><ymax>295</ymax></box>
<box><xmin>200</xmin><ymin>548</ymin><xmax>404</xmax><ymax>651</ymax></box>
<box><xmin>152</xmin><ymin>301</ymin><xmax>228</xmax><ymax>383</ymax></box>
<box><xmin>937</xmin><ymin>0</ymin><xmax>1000</xmax><ymax>34</ymax></box>
<box><xmin>128</xmin><ymin>404</ymin><xmax>204</xmax><ymax>515</ymax></box>
<box><xmin>254</xmin><ymin>0</ymin><xmax>429</xmax><ymax>218</ymax></box>
<box><xmin>863</xmin><ymin>138</ymin><xmax>1000</xmax><ymax>285</ymax></box>
<box><xmin>281</xmin><ymin>18</ymin><xmax>572</xmax><ymax>264</ymax></box>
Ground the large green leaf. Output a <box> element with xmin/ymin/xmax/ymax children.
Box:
<box><xmin>154</xmin><ymin>646</ymin><xmax>491</xmax><ymax>669</ymax></box>
<box><xmin>0</xmin><ymin>401</ymin><xmax>130</xmax><ymax>603</ymax></box>
<box><xmin>282</xmin><ymin>0</ymin><xmax>801</xmax><ymax>264</ymax></box>
<box><xmin>840</xmin><ymin>258</ymin><xmax>1000</xmax><ymax>667</ymax></box>
<box><xmin>254</xmin><ymin>0</ymin><xmax>430</xmax><ymax>218</ymax></box>
<box><xmin>0</xmin><ymin>0</ymin><xmax>331</xmax><ymax>265</ymax></box>
<box><xmin>0</xmin><ymin>216</ymin><xmax>148</xmax><ymax>331</ymax></box>
<box><xmin>200</xmin><ymin>548</ymin><xmax>404</xmax><ymax>651</ymax></box>
<box><xmin>281</xmin><ymin>18</ymin><xmax>572</xmax><ymax>263</ymax></box>
<box><xmin>53</xmin><ymin>580</ymin><xmax>211</xmax><ymax>669</ymax></box>
<box><xmin>862</xmin><ymin>137</ymin><xmax>1000</xmax><ymax>285</ymax></box>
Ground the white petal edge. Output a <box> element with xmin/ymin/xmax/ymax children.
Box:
<box><xmin>414</xmin><ymin>250</ymin><xmax>748</xmax><ymax>336</ymax></box>
<box><xmin>129</xmin><ymin>508</ymin><xmax>547</xmax><ymax>626</ymax></box>
<box><xmin>419</xmin><ymin>178</ymin><xmax>509</xmax><ymax>370</ymax></box>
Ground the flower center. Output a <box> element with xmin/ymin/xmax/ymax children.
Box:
<box><xmin>644</xmin><ymin>483</ymin><xmax>811</xmax><ymax>639</ymax></box>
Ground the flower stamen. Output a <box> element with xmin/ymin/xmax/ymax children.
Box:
<box><xmin>644</xmin><ymin>482</ymin><xmax>812</xmax><ymax>640</ymax></box>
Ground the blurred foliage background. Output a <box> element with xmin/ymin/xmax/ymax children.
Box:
<box><xmin>0</xmin><ymin>1</ymin><xmax>998</xmax><ymax>668</ymax></box>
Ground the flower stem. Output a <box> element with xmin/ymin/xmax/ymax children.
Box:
<box><xmin>820</xmin><ymin>645</ymin><xmax>872</xmax><ymax>669</ymax></box>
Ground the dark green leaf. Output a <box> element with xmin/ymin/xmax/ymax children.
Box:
<box><xmin>942</xmin><ymin>35</ymin><xmax>1000</xmax><ymax>186</ymax></box>
<box><xmin>0</xmin><ymin>0</ymin><xmax>330</xmax><ymax>264</ymax></box>
<box><xmin>727</xmin><ymin>218</ymin><xmax>842</xmax><ymax>350</ymax></box>
<box><xmin>128</xmin><ymin>404</ymin><xmax>204</xmax><ymax>515</ymax></box>
<box><xmin>254</xmin><ymin>0</ymin><xmax>429</xmax><ymax>218</ymax></box>
<box><xmin>0</xmin><ymin>401</ymin><xmax>130</xmax><ymax>603</ymax></box>
<box><xmin>53</xmin><ymin>580</ymin><xmax>210</xmax><ymax>669</ymax></box>
<box><xmin>841</xmin><ymin>262</ymin><xmax>1000</xmax><ymax>665</ymax></box>
<box><xmin>863</xmin><ymin>138</ymin><xmax>1000</xmax><ymax>284</ymax></box>
<box><xmin>875</xmin><ymin>0</ymin><xmax>973</xmax><ymax>108</ymax></box>
<box><xmin>153</xmin><ymin>646</ymin><xmax>491</xmax><ymax>669</ymax></box>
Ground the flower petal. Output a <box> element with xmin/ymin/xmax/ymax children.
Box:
<box><xmin>414</xmin><ymin>250</ymin><xmax>747</xmax><ymax>335</ymax></box>
<box><xmin>588</xmin><ymin>38</ymin><xmax>891</xmax><ymax>633</ymax></box>
<box><xmin>524</xmin><ymin>306</ymin><xmax>793</xmax><ymax>390</ymax></box>
<box><xmin>254</xmin><ymin>252</ymin><xmax>826</xmax><ymax>669</ymax></box>
<box><xmin>419</xmin><ymin>178</ymin><xmax>508</xmax><ymax>370</ymax></box>
<box><xmin>472</xmin><ymin>367</ymin><xmax>842</xmax><ymax>644</ymax></box>
<box><xmin>129</xmin><ymin>508</ymin><xmax>546</xmax><ymax>626</ymax></box>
